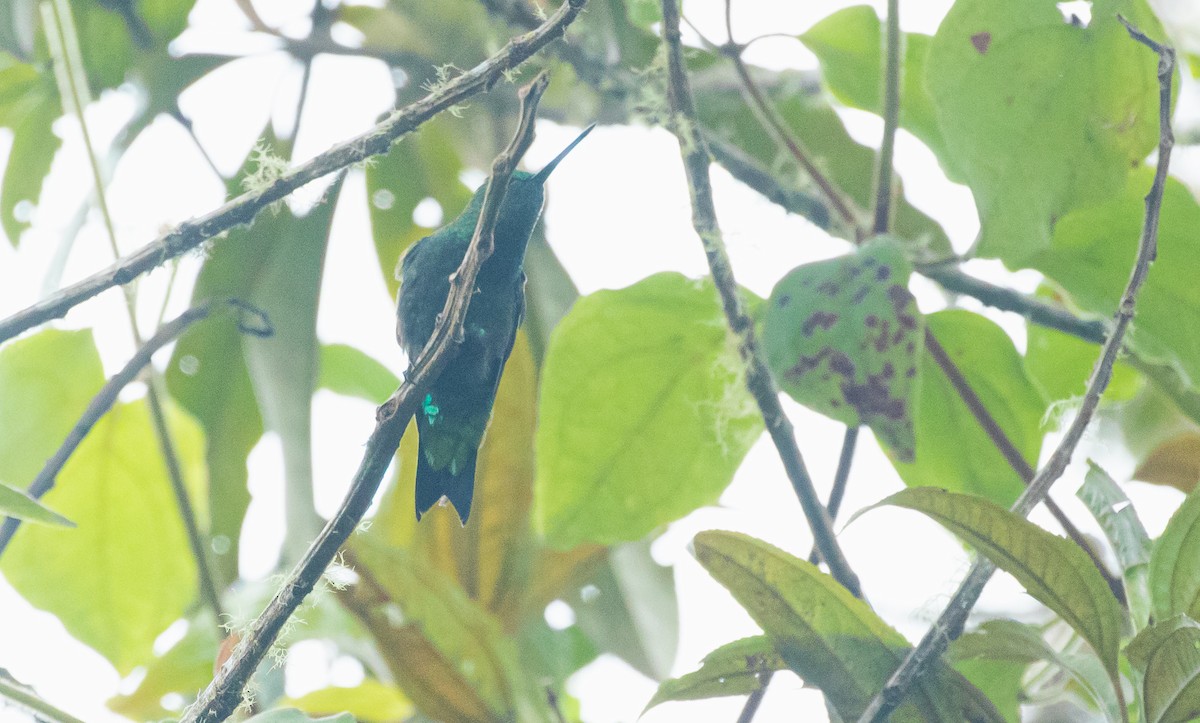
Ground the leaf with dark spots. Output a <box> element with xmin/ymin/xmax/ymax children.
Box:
<box><xmin>970</xmin><ymin>32</ymin><xmax>991</xmax><ymax>54</ymax></box>
<box><xmin>763</xmin><ymin>239</ymin><xmax>925</xmax><ymax>461</ymax></box>
<box><xmin>803</xmin><ymin>311</ymin><xmax>839</xmax><ymax>336</ymax></box>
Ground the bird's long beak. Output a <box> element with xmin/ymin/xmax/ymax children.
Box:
<box><xmin>533</xmin><ymin>123</ymin><xmax>596</xmax><ymax>183</ymax></box>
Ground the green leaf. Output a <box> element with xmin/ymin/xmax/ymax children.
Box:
<box><xmin>241</xmin><ymin>174</ymin><xmax>344</xmax><ymax>561</ymax></box>
<box><xmin>694</xmin><ymin>68</ymin><xmax>951</xmax><ymax>254</ymax></box>
<box><xmin>1149</xmin><ymin>486</ymin><xmax>1200</xmax><ymax>621</ymax></box>
<box><xmin>0</xmin><ymin>480</ymin><xmax>72</xmax><ymax>526</ymax></box>
<box><xmin>1126</xmin><ymin>616</ymin><xmax>1200</xmax><ymax>723</ymax></box>
<box><xmin>349</xmin><ymin>536</ymin><xmax>553</xmax><ymax>723</ymax></box>
<box><xmin>647</xmin><ymin>636</ymin><xmax>781</xmax><ymax>710</ymax></box>
<box><xmin>950</xmin><ymin>657</ymin><xmax>1025</xmax><ymax>723</ymax></box>
<box><xmin>318</xmin><ymin>344</ymin><xmax>399</xmax><ymax>402</ymax></box>
<box><xmin>891</xmin><ymin>310</ymin><xmax>1044</xmax><ymax>505</ymax></box>
<box><xmin>800</xmin><ymin>6</ymin><xmax>949</xmax><ymax>169</ymax></box>
<box><xmin>107</xmin><ymin>619</ymin><xmax>221</xmax><ymax>720</ymax></box>
<box><xmin>950</xmin><ymin>619</ymin><xmax>1119</xmax><ymax>720</ymax></box>
<box><xmin>0</xmin><ymin>329</ymin><xmax>104</xmax><ymax>486</ymax></box>
<box><xmin>1078</xmin><ymin>461</ymin><xmax>1153</xmax><ymax>630</ymax></box>
<box><xmin>1034</xmin><ymin>173</ymin><xmax>1200</xmax><ymax>391</ymax></box>
<box><xmin>535</xmin><ymin>273</ymin><xmax>764</xmax><ymax>548</ymax></box>
<box><xmin>285</xmin><ymin>681</ymin><xmax>413</xmax><ymax>722</ymax></box>
<box><xmin>693</xmin><ymin>530</ymin><xmax>1004</xmax><ymax>722</ymax></box>
<box><xmin>763</xmin><ymin>240</ymin><xmax>924</xmax><ymax>461</ymax></box>
<box><xmin>570</xmin><ymin>540</ymin><xmax>678</xmax><ymax>680</ymax></box>
<box><xmin>925</xmin><ymin>0</ymin><xmax>1163</xmax><ymax>264</ymax></box>
<box><xmin>0</xmin><ymin>70</ymin><xmax>59</xmax><ymax>246</ymax></box>
<box><xmin>1</xmin><ymin>398</ymin><xmax>205</xmax><ymax>674</ymax></box>
<box><xmin>874</xmin><ymin>488</ymin><xmax>1125</xmax><ymax>691</ymax></box>
<box><xmin>366</xmin><ymin>118</ymin><xmax>473</xmax><ymax>298</ymax></box>
<box><xmin>1025</xmin><ymin>287</ymin><xmax>1140</xmax><ymax>405</ymax></box>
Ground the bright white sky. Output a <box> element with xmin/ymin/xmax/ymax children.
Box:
<box><xmin>1</xmin><ymin>0</ymin><xmax>1199</xmax><ymax>721</ymax></box>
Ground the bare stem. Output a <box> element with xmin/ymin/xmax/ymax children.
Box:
<box><xmin>858</xmin><ymin>23</ymin><xmax>1175</xmax><ymax>720</ymax></box>
<box><xmin>181</xmin><ymin>72</ymin><xmax>556</xmax><ymax>723</ymax></box>
<box><xmin>0</xmin><ymin>673</ymin><xmax>86</xmax><ymax>723</ymax></box>
<box><xmin>660</xmin><ymin>0</ymin><xmax>861</xmax><ymax>598</ymax></box>
<box><xmin>870</xmin><ymin>0</ymin><xmax>901</xmax><ymax>235</ymax></box>
<box><xmin>808</xmin><ymin>426</ymin><xmax>859</xmax><ymax>564</ymax></box>
<box><xmin>735</xmin><ymin>672</ymin><xmax>773</xmax><ymax>723</ymax></box>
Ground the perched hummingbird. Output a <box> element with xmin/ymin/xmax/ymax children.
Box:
<box><xmin>396</xmin><ymin>124</ymin><xmax>594</xmax><ymax>524</ymax></box>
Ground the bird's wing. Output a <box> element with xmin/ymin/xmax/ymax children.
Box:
<box><xmin>394</xmin><ymin>239</ymin><xmax>425</xmax><ymax>350</ymax></box>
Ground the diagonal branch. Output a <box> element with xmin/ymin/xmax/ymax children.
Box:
<box><xmin>0</xmin><ymin>0</ymin><xmax>587</xmax><ymax>345</ymax></box>
<box><xmin>180</xmin><ymin>71</ymin><xmax>555</xmax><ymax>723</ymax></box>
<box><xmin>659</xmin><ymin>0</ymin><xmax>861</xmax><ymax>598</ymax></box>
<box><xmin>0</xmin><ymin>300</ymin><xmax>270</xmax><ymax>560</ymax></box>
<box><xmin>858</xmin><ymin>21</ymin><xmax>1175</xmax><ymax>720</ymax></box>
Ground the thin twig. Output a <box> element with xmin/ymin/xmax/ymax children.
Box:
<box><xmin>870</xmin><ymin>0</ymin><xmax>901</xmax><ymax>235</ymax></box>
<box><xmin>660</xmin><ymin>0</ymin><xmax>861</xmax><ymax>598</ymax></box>
<box><xmin>0</xmin><ymin>672</ymin><xmax>86</xmax><ymax>723</ymax></box>
<box><xmin>181</xmin><ymin>72</ymin><xmax>555</xmax><ymax>723</ymax></box>
<box><xmin>0</xmin><ymin>300</ymin><xmax>271</xmax><ymax>558</ymax></box>
<box><xmin>0</xmin><ymin>0</ymin><xmax>587</xmax><ymax>344</ymax></box>
<box><xmin>44</xmin><ymin>0</ymin><xmax>233</xmax><ymax>626</ymax></box>
<box><xmin>920</xmin><ymin>263</ymin><xmax>1107</xmax><ymax>344</ymax></box>
<box><xmin>858</xmin><ymin>23</ymin><xmax>1174</xmax><ymax>720</ymax></box>
<box><xmin>719</xmin><ymin>8</ymin><xmax>862</xmax><ymax>236</ymax></box>
<box><xmin>735</xmin><ymin>672</ymin><xmax>772</xmax><ymax>723</ymax></box>
<box><xmin>924</xmin><ymin>331</ymin><xmax>1124</xmax><ymax>601</ymax></box>
<box><xmin>808</xmin><ymin>426</ymin><xmax>858</xmax><ymax>564</ymax></box>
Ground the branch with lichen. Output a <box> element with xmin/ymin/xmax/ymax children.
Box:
<box><xmin>658</xmin><ymin>0</ymin><xmax>862</xmax><ymax>598</ymax></box>
<box><xmin>0</xmin><ymin>0</ymin><xmax>587</xmax><ymax>344</ymax></box>
<box><xmin>857</xmin><ymin>20</ymin><xmax>1176</xmax><ymax>721</ymax></box>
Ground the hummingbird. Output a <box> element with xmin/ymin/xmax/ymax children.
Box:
<box><xmin>396</xmin><ymin>124</ymin><xmax>594</xmax><ymax>524</ymax></box>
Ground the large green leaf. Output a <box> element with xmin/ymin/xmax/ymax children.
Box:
<box><xmin>1149</xmin><ymin>486</ymin><xmax>1200</xmax><ymax>621</ymax></box>
<box><xmin>1024</xmin><ymin>291</ymin><xmax>1141</xmax><ymax>405</ymax></box>
<box><xmin>0</xmin><ymin>65</ymin><xmax>59</xmax><ymax>247</ymax></box>
<box><xmin>1126</xmin><ymin>616</ymin><xmax>1200</xmax><ymax>723</ymax></box>
<box><xmin>1034</xmin><ymin>173</ymin><xmax>1200</xmax><ymax>391</ymax></box>
<box><xmin>240</xmin><ymin>174</ymin><xmax>344</xmax><ymax>561</ymax></box>
<box><xmin>763</xmin><ymin>240</ymin><xmax>924</xmax><ymax>461</ymax></box>
<box><xmin>875</xmin><ymin>488</ymin><xmax>1125</xmax><ymax>692</ymax></box>
<box><xmin>569</xmin><ymin>540</ymin><xmax>678</xmax><ymax>680</ymax></box>
<box><xmin>647</xmin><ymin>636</ymin><xmax>781</xmax><ymax>710</ymax></box>
<box><xmin>693</xmin><ymin>530</ymin><xmax>1004</xmax><ymax>722</ymax></box>
<box><xmin>0</xmin><ymin>329</ymin><xmax>104</xmax><ymax>486</ymax></box>
<box><xmin>318</xmin><ymin>343</ymin><xmax>399</xmax><ymax>403</ymax></box>
<box><xmin>535</xmin><ymin>273</ymin><xmax>763</xmax><ymax>548</ymax></box>
<box><xmin>925</xmin><ymin>0</ymin><xmax>1163</xmax><ymax>264</ymax></box>
<box><xmin>1</xmin><ymin>398</ymin><xmax>205</xmax><ymax>674</ymax></box>
<box><xmin>800</xmin><ymin>5</ymin><xmax>949</xmax><ymax>171</ymax></box>
<box><xmin>891</xmin><ymin>310</ymin><xmax>1044</xmax><ymax>505</ymax></box>
<box><xmin>949</xmin><ymin>619</ymin><xmax>1119</xmax><ymax>720</ymax></box>
<box><xmin>1078</xmin><ymin>461</ymin><xmax>1153</xmax><ymax>630</ymax></box>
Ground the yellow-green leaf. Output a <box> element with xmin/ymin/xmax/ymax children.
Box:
<box><xmin>1149</xmin><ymin>487</ymin><xmax>1200</xmax><ymax>621</ymax></box>
<box><xmin>535</xmin><ymin>273</ymin><xmax>763</xmax><ymax>548</ymax></box>
<box><xmin>693</xmin><ymin>530</ymin><xmax>1003</xmax><ymax>722</ymax></box>
<box><xmin>647</xmin><ymin>636</ymin><xmax>781</xmax><ymax>710</ymax></box>
<box><xmin>875</xmin><ymin>488</ymin><xmax>1125</xmax><ymax>690</ymax></box>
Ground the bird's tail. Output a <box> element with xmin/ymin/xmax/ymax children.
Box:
<box><xmin>415</xmin><ymin>443</ymin><xmax>477</xmax><ymax>525</ymax></box>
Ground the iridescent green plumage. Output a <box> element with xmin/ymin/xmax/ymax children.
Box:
<box><xmin>396</xmin><ymin>125</ymin><xmax>593</xmax><ymax>523</ymax></box>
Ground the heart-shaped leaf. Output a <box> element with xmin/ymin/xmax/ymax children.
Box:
<box><xmin>763</xmin><ymin>240</ymin><xmax>924</xmax><ymax>461</ymax></box>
